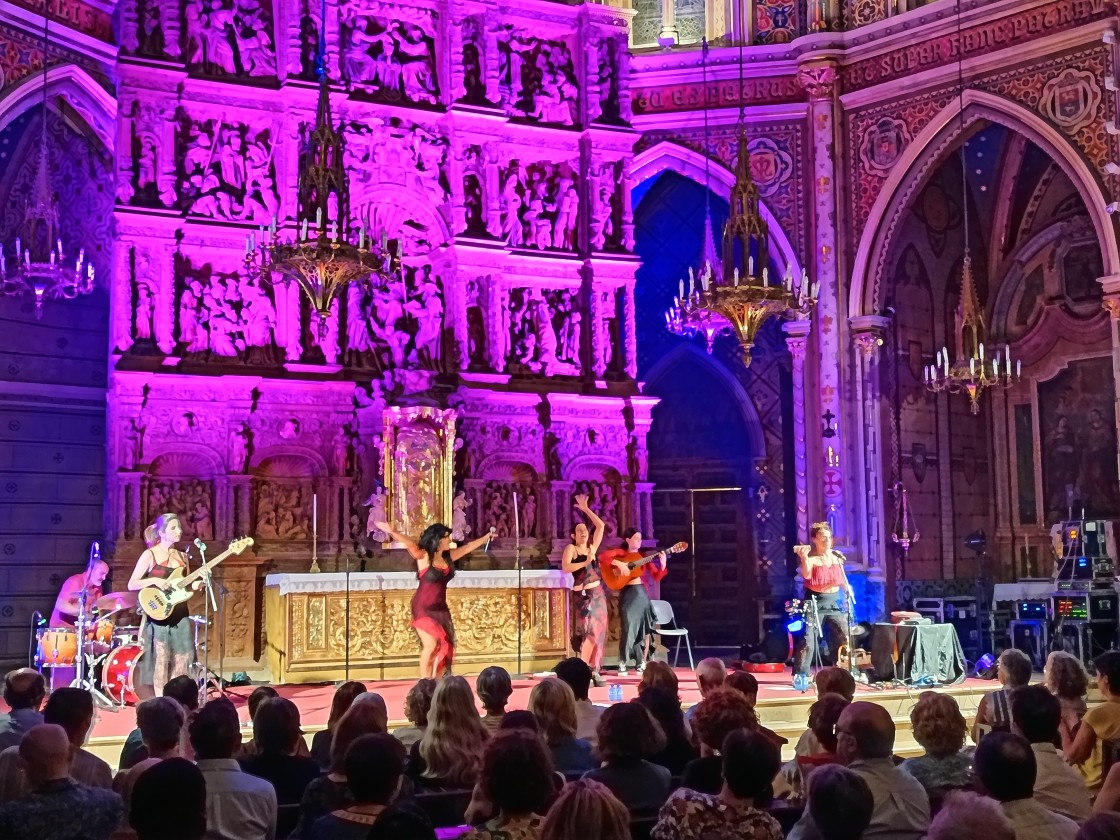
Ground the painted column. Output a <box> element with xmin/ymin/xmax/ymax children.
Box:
<box><xmin>849</xmin><ymin>315</ymin><xmax>890</xmax><ymax>585</ymax></box>
<box><xmin>783</xmin><ymin>319</ymin><xmax>811</xmax><ymax>541</ymax></box>
<box><xmin>1099</xmin><ymin>276</ymin><xmax>1120</xmax><ymax>498</ymax></box>
<box><xmin>658</xmin><ymin>0</ymin><xmax>678</xmax><ymax>46</ymax></box>
<box><xmin>620</xmin><ymin>157</ymin><xmax>636</xmax><ymax>251</ymax></box>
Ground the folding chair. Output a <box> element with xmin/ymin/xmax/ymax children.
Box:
<box><xmin>651</xmin><ymin>599</ymin><xmax>694</xmax><ymax>670</ymax></box>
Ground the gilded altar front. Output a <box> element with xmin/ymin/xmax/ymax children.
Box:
<box><xmin>264</xmin><ymin>570</ymin><xmax>572</xmax><ymax>682</ymax></box>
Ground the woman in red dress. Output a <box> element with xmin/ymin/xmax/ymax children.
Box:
<box><xmin>376</xmin><ymin>519</ymin><xmax>495</xmax><ymax>678</ymax></box>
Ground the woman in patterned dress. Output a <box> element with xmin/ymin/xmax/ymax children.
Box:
<box><xmin>561</xmin><ymin>494</ymin><xmax>608</xmax><ymax>686</ymax></box>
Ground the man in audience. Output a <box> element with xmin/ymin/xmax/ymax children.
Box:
<box><xmin>726</xmin><ymin>669</ymin><xmax>787</xmax><ymax>748</ymax></box>
<box><xmin>120</xmin><ymin>674</ymin><xmax>201</xmax><ymax>770</ymax></box>
<box><xmin>1010</xmin><ymin>685</ymin><xmax>1092</xmax><ymax>821</ymax></box>
<box><xmin>926</xmin><ymin>790</ymin><xmax>1015</xmax><ymax>840</ymax></box>
<box><xmin>130</xmin><ymin>757</ymin><xmax>207</xmax><ymax>840</ymax></box>
<box><xmin>0</xmin><ymin>724</ymin><xmax>122</xmax><ymax>840</ymax></box>
<box><xmin>0</xmin><ymin>669</ymin><xmax>46</xmax><ymax>750</ymax></box>
<box><xmin>114</xmin><ymin>696</ymin><xmax>186</xmax><ymax>812</ymax></box>
<box><xmin>190</xmin><ymin>697</ymin><xmax>276</xmax><ymax>840</ymax></box>
<box><xmin>806</xmin><ymin>764</ymin><xmax>874</xmax><ymax>840</ymax></box>
<box><xmin>685</xmin><ymin>657</ymin><xmax>726</xmax><ymax>725</ymax></box>
<box><xmin>789</xmin><ymin>701</ymin><xmax>929</xmax><ymax>840</ymax></box>
<box><xmin>974</xmin><ymin>731</ymin><xmax>1078</xmax><ymax>840</ymax></box>
<box><xmin>0</xmin><ymin>687</ymin><xmax>112</xmax><ymax>802</ymax></box>
<box><xmin>554</xmin><ymin>657</ymin><xmax>602</xmax><ymax>745</ymax></box>
<box><xmin>795</xmin><ymin>667</ymin><xmax>856</xmax><ymax>757</ymax></box>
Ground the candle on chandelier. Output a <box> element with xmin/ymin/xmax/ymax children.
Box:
<box><xmin>979</xmin><ymin>342</ymin><xmax>985</xmax><ymax>361</ymax></box>
<box><xmin>1005</xmin><ymin>346</ymin><xmax>1011</xmax><ymax>375</ymax></box>
<box><xmin>733</xmin><ymin>268</ymin><xmax>740</xmax><ymax>287</ymax></box>
<box><xmin>56</xmin><ymin>239</ymin><xmax>63</xmax><ymax>260</ymax></box>
<box><xmin>679</xmin><ymin>279</ymin><xmax>685</xmax><ymax>299</ymax></box>
<box><xmin>942</xmin><ymin>347</ymin><xmax>949</xmax><ymax>375</ymax></box>
<box><xmin>748</xmin><ymin>257</ymin><xmax>754</xmax><ymax>278</ymax></box>
<box><xmin>762</xmin><ymin>267</ymin><xmax>769</xmax><ymax>287</ymax></box>
<box><xmin>270</xmin><ymin>215</ymin><xmax>278</xmax><ymax>235</ymax></box>
<box><xmin>992</xmin><ymin>359</ymin><xmax>998</xmax><ymax>376</ymax></box>
<box><xmin>969</xmin><ymin>357</ymin><xmax>975</xmax><ymax>376</ymax></box>
<box><xmin>1016</xmin><ymin>360</ymin><xmax>1021</xmax><ymax>378</ymax></box>
<box><xmin>301</xmin><ymin>219</ymin><xmax>309</xmax><ymax>240</ymax></box>
<box><xmin>358</xmin><ymin>227</ymin><xmax>365</xmax><ymax>249</ymax></box>
<box><xmin>316</xmin><ymin>207</ymin><xmax>323</xmax><ymax>228</ymax></box>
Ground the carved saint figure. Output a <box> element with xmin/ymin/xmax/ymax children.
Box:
<box><xmin>451</xmin><ymin>491</ymin><xmax>471</xmax><ymax>541</ymax></box>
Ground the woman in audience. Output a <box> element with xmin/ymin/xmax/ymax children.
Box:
<box><xmin>584</xmin><ymin>700</ymin><xmax>671</xmax><ymax>814</ymax></box>
<box><xmin>237</xmin><ymin>685</ymin><xmax>278</xmax><ymax>757</ymax></box>
<box><xmin>540</xmin><ymin>779</ymin><xmax>630</xmax><ymax>840</ymax></box>
<box><xmin>636</xmin><ymin>685</ymin><xmax>697</xmax><ymax>776</ymax></box>
<box><xmin>129</xmin><ymin>758</ymin><xmax>207</xmax><ymax>840</ymax></box>
<box><xmin>1066</xmin><ymin>650</ymin><xmax>1120</xmax><ymax>792</ymax></box>
<box><xmin>725</xmin><ymin>670</ymin><xmax>787</xmax><ymax>749</ymax></box>
<box><xmin>775</xmin><ymin>692</ymin><xmax>847</xmax><ymax>799</ymax></box>
<box><xmin>1044</xmin><ymin>651</ymin><xmax>1090</xmax><ymax>753</ymax></box>
<box><xmin>393</xmin><ymin>678</ymin><xmax>436</xmax><ymax>750</ymax></box>
<box><xmin>793</xmin><ymin>667</ymin><xmax>855</xmax><ymax>757</ymax></box>
<box><xmin>500</xmin><ymin>710</ymin><xmax>540</xmax><ymax>732</ymax></box>
<box><xmin>477</xmin><ymin>666</ymin><xmax>513</xmax><ymax>732</ymax></box>
<box><xmin>461</xmin><ymin>730</ymin><xmax>557</xmax><ymax>840</ymax></box>
<box><xmin>413</xmin><ymin>675</ymin><xmax>489</xmax><ymax>790</ymax></box>
<box><xmin>652</xmin><ymin>728</ymin><xmax>782</xmax><ymax>840</ymax></box>
<box><xmin>529</xmin><ymin>678</ymin><xmax>596</xmax><ymax>775</ymax></box>
<box><xmin>1095</xmin><ymin>761</ymin><xmax>1120</xmax><ymax>813</ymax></box>
<box><xmin>972</xmin><ymin>648</ymin><xmax>1032</xmax><ymax>741</ymax></box>
<box><xmin>682</xmin><ymin>686</ymin><xmax>757</xmax><ymax>795</ymax></box>
<box><xmin>899</xmin><ymin>692</ymin><xmax>972</xmax><ymax>792</ymax></box>
<box><xmin>806</xmin><ymin>765</ymin><xmax>874</xmax><ymax>840</ymax></box>
<box><xmin>310</xmin><ymin>680</ymin><xmax>366</xmax><ymax>768</ymax></box>
<box><xmin>925</xmin><ymin>790</ymin><xmax>1014</xmax><ymax>840</ymax></box>
<box><xmin>306</xmin><ymin>733</ymin><xmax>434</xmax><ymax>840</ymax></box>
<box><xmin>639</xmin><ymin>662</ymin><xmax>680</xmax><ymax>699</ymax></box>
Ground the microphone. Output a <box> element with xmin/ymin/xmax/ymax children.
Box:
<box><xmin>193</xmin><ymin>538</ymin><xmax>207</xmax><ymax>552</ymax></box>
<box><xmin>32</xmin><ymin>610</ymin><xmax>46</xmax><ymax>627</ymax></box>
<box><xmin>90</xmin><ymin>541</ymin><xmax>100</xmax><ymax>563</ymax></box>
<box><xmin>484</xmin><ymin>527</ymin><xmax>496</xmax><ymax>552</ymax></box>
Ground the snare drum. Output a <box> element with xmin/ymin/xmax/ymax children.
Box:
<box><xmin>102</xmin><ymin>644</ymin><xmax>144</xmax><ymax>705</ymax></box>
<box><xmin>35</xmin><ymin>628</ymin><xmax>78</xmax><ymax>666</ymax></box>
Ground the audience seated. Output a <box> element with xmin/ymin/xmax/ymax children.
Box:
<box><xmin>112</xmin><ymin>696</ymin><xmax>186</xmax><ymax>821</ymax></box>
<box><xmin>477</xmin><ymin>667</ymin><xmax>513</xmax><ymax>732</ymax></box>
<box><xmin>652</xmin><ymin>728</ymin><xmax>782</xmax><ymax>840</ymax></box>
<box><xmin>777</xmin><ymin>693</ymin><xmax>848</xmax><ymax>800</ymax></box>
<box><xmin>682</xmin><ymin>686</ymin><xmax>758</xmax><ymax>795</ymax></box>
<box><xmin>1066</xmin><ymin>651</ymin><xmax>1120</xmax><ymax>793</ymax></box>
<box><xmin>540</xmin><ymin>778</ymin><xmax>630</xmax><ymax>840</ymax></box>
<box><xmin>1043</xmin><ymin>652</ymin><xmax>1089</xmax><ymax>755</ymax></box>
<box><xmin>553</xmin><ymin>658</ymin><xmax>602</xmax><ymax>746</ymax></box>
<box><xmin>460</xmin><ymin>729</ymin><xmax>556</xmax><ymax>840</ymax></box>
<box><xmin>529</xmin><ymin>678</ymin><xmax>597</xmax><ymax>776</ymax></box>
<box><xmin>685</xmin><ymin>658</ymin><xmax>726</xmax><ymax>726</ymax></box>
<box><xmin>129</xmin><ymin>758</ymin><xmax>206</xmax><ymax>840</ymax></box>
<box><xmin>1076</xmin><ymin>812</ymin><xmax>1120</xmax><ymax>839</ymax></box>
<box><xmin>0</xmin><ymin>723</ymin><xmax>122</xmax><ymax>840</ymax></box>
<box><xmin>898</xmin><ymin>692</ymin><xmax>973</xmax><ymax>792</ymax></box>
<box><xmin>583</xmin><ymin>701</ymin><xmax>671</xmax><ymax>814</ymax></box>
<box><xmin>926</xmin><ymin>790</ymin><xmax>1015</xmax><ymax>840</ymax></box>
<box><xmin>806</xmin><ymin>764</ymin><xmax>875</xmax><ymax>840</ymax></box>
<box><xmin>639</xmin><ymin>662</ymin><xmax>680</xmax><ymax>699</ymax></box>
<box><xmin>635</xmin><ymin>685</ymin><xmax>698</xmax><ymax>776</ymax></box>
<box><xmin>306</xmin><ymin>733</ymin><xmax>434</xmax><ymax>840</ymax></box>
<box><xmin>1010</xmin><ymin>685</ymin><xmax>1091</xmax><ymax>821</ymax></box>
<box><xmin>0</xmin><ymin>669</ymin><xmax>45</xmax><ymax>750</ymax></box>
<box><xmin>974</xmin><ymin>649</ymin><xmax>1033</xmax><ymax>742</ymax></box>
<box><xmin>189</xmin><ymin>697</ymin><xmax>277</xmax><ymax>840</ymax></box>
<box><xmin>393</xmin><ymin>678</ymin><xmax>436</xmax><ymax>751</ymax></box>
<box><xmin>500</xmin><ymin>710</ymin><xmax>540</xmax><ymax>732</ymax></box>
<box><xmin>236</xmin><ymin>686</ymin><xmax>278</xmax><ymax>758</ymax></box>
<box><xmin>310</xmin><ymin>680</ymin><xmax>366</xmax><ymax>769</ymax></box>
<box><xmin>0</xmin><ymin>686</ymin><xmax>112</xmax><ymax>802</ymax></box>
<box><xmin>794</xmin><ymin>668</ymin><xmax>856</xmax><ymax>758</ymax></box>
<box><xmin>1094</xmin><ymin>760</ymin><xmax>1120</xmax><ymax>813</ymax></box>
<box><xmin>411</xmin><ymin>675</ymin><xmax>489</xmax><ymax>791</ymax></box>
<box><xmin>119</xmin><ymin>675</ymin><xmax>198</xmax><ymax>770</ymax></box>
<box><xmin>975</xmin><ymin>730</ymin><xmax>1078</xmax><ymax>840</ymax></box>
<box><xmin>724</xmin><ymin>670</ymin><xmax>787</xmax><ymax>749</ymax></box>
<box><xmin>789</xmin><ymin>701</ymin><xmax>929</xmax><ymax>840</ymax></box>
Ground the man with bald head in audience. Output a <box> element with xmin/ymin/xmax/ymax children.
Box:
<box><xmin>0</xmin><ymin>724</ymin><xmax>121</xmax><ymax>840</ymax></box>
<box><xmin>0</xmin><ymin>669</ymin><xmax>46</xmax><ymax>750</ymax></box>
<box><xmin>788</xmin><ymin>701</ymin><xmax>930</xmax><ymax>840</ymax></box>
<box><xmin>975</xmin><ymin>731</ymin><xmax>1078</xmax><ymax>840</ymax></box>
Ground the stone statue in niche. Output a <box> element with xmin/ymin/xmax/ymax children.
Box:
<box><xmin>465</xmin><ymin>278</ymin><xmax>487</xmax><ymax>369</ymax></box>
<box><xmin>451</xmin><ymin>491</ymin><xmax>471</xmax><ymax>541</ymax></box>
<box><xmin>460</xmin><ymin>31</ymin><xmax>486</xmax><ymax>104</ymax></box>
<box><xmin>521</xmin><ymin>491</ymin><xmax>536</xmax><ymax>538</ymax></box>
<box><xmin>590</xmin><ymin>163</ymin><xmax>620</xmax><ymax>252</ymax></box>
<box><xmin>552</xmin><ymin>175</ymin><xmax>579</xmax><ymax>249</ymax></box>
<box><xmin>122</xmin><ymin>0</ymin><xmax>182</xmax><ymax>59</ymax></box>
<box><xmin>481</xmin><ymin>482</ymin><xmax>534</xmax><ymax>538</ymax></box>
<box><xmin>190</xmin><ymin>501</ymin><xmax>214</xmax><ymax>541</ymax></box>
<box><xmin>627</xmin><ymin>435</ymin><xmax>648</xmax><ymax>482</ymax></box>
<box><xmin>147</xmin><ymin>479</ymin><xmax>213</xmax><ymax>539</ymax></box>
<box><xmin>464</xmin><ymin>173</ymin><xmax>485</xmax><ymax>235</ymax></box>
<box><xmin>124</xmin><ymin>106</ymin><xmax>177</xmax><ymax>207</ymax></box>
<box><xmin>500</xmin><ymin>33</ymin><xmax>578</xmax><ymax>126</ymax></box>
<box><xmin>183</xmin><ymin>0</ymin><xmax>276</xmax><ymax>78</ymax></box>
<box><xmin>364</xmin><ymin>487</ymin><xmax>388</xmax><ymax>540</ymax></box>
<box><xmin>255</xmin><ymin>482</ymin><xmax>311</xmax><ymax>540</ymax></box>
<box><xmin>500</xmin><ymin>164</ymin><xmax>524</xmax><ymax>247</ymax></box>
<box><xmin>332</xmin><ymin>427</ymin><xmax>351</xmax><ymax>476</ymax></box>
<box><xmin>178</xmin><ymin>118</ymin><xmax>278</xmax><ymax>223</ymax></box>
<box><xmin>230</xmin><ymin>422</ymin><xmax>250</xmax><ymax>472</ymax></box>
<box><xmin>574</xmin><ymin>481</ymin><xmax>618</xmax><ymax>537</ymax></box>
<box><xmin>120</xmin><ymin>419</ymin><xmax>144</xmax><ymax>470</ymax></box>
<box><xmin>595</xmin><ymin>291</ymin><xmax>617</xmax><ymax>375</ymax></box>
<box><xmin>340</xmin><ymin>8</ymin><xmax>440</xmax><ymax>104</ymax></box>
<box><xmin>344</xmin><ymin>284</ymin><xmax>374</xmax><ymax>367</ymax></box>
<box><xmin>507</xmin><ymin>289</ymin><xmax>581</xmax><ymax>376</ymax></box>
<box><xmin>135</xmin><ymin>279</ymin><xmax>155</xmax><ymax>342</ymax></box>
<box><xmin>594</xmin><ymin>36</ymin><xmax>625</xmax><ymax>124</ymax></box>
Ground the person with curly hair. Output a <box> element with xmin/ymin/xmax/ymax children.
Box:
<box><xmin>477</xmin><ymin>667</ymin><xmax>513</xmax><ymax>732</ymax></box>
<box><xmin>412</xmin><ymin>675</ymin><xmax>489</xmax><ymax>790</ymax></box>
<box><xmin>681</xmin><ymin>686</ymin><xmax>758</xmax><ymax>795</ymax></box>
<box><xmin>584</xmin><ymin>701</ymin><xmax>671</xmax><ymax>814</ymax></box>
<box><xmin>393</xmin><ymin>678</ymin><xmax>437</xmax><ymax>750</ymax></box>
<box><xmin>528</xmin><ymin>678</ymin><xmax>595</xmax><ymax>775</ymax></box>
<box><xmin>460</xmin><ymin>730</ymin><xmax>558</xmax><ymax>840</ymax></box>
<box><xmin>899</xmin><ymin>692</ymin><xmax>972</xmax><ymax>792</ymax></box>
<box><xmin>540</xmin><ymin>779</ymin><xmax>630</xmax><ymax>840</ymax></box>
<box><xmin>310</xmin><ymin>680</ymin><xmax>367</xmax><ymax>768</ymax></box>
<box><xmin>636</xmin><ymin>685</ymin><xmax>697</xmax><ymax>776</ymax></box>
<box><xmin>562</xmin><ymin>494</ymin><xmax>609</xmax><ymax>686</ymax></box>
<box><xmin>1043</xmin><ymin>651</ymin><xmax>1089</xmax><ymax>753</ymax></box>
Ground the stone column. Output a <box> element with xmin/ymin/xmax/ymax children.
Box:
<box><xmin>1100</xmin><ymin>277</ymin><xmax>1120</xmax><ymax>496</ymax></box>
<box><xmin>620</xmin><ymin>157</ymin><xmax>635</xmax><ymax>251</ymax></box>
<box><xmin>622</xmin><ymin>284</ymin><xmax>638</xmax><ymax>379</ymax></box>
<box><xmin>634</xmin><ymin>481</ymin><xmax>655</xmax><ymax>539</ymax></box>
<box><xmin>783</xmin><ymin>319</ymin><xmax>811</xmax><ymax>541</ymax></box>
<box><xmin>849</xmin><ymin>315</ymin><xmax>890</xmax><ymax>585</ymax></box>
<box><xmin>214</xmin><ymin>476</ymin><xmax>232</xmax><ymax>539</ymax></box>
<box><xmin>230</xmin><ymin>475</ymin><xmax>252</xmax><ymax>537</ymax></box>
<box><xmin>658</xmin><ymin>0</ymin><xmax>678</xmax><ymax>47</ymax></box>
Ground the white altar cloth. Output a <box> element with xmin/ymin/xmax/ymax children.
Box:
<box><xmin>265</xmin><ymin>569</ymin><xmax>573</xmax><ymax>597</ymax></box>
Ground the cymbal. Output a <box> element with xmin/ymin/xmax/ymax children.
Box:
<box><xmin>95</xmin><ymin>591</ymin><xmax>138</xmax><ymax>613</ymax></box>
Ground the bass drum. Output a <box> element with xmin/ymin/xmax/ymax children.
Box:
<box><xmin>102</xmin><ymin>644</ymin><xmax>144</xmax><ymax>706</ymax></box>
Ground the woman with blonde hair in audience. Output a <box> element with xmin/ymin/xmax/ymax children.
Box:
<box><xmin>540</xmin><ymin>779</ymin><xmax>630</xmax><ymax>840</ymax></box>
<box><xmin>413</xmin><ymin>675</ymin><xmax>488</xmax><ymax>790</ymax></box>
<box><xmin>528</xmin><ymin>678</ymin><xmax>596</xmax><ymax>775</ymax></box>
<box><xmin>310</xmin><ymin>680</ymin><xmax>366</xmax><ymax>768</ymax></box>
<box><xmin>899</xmin><ymin>692</ymin><xmax>972</xmax><ymax>792</ymax></box>
<box><xmin>1044</xmin><ymin>650</ymin><xmax>1089</xmax><ymax>753</ymax></box>
<box><xmin>393</xmin><ymin>677</ymin><xmax>437</xmax><ymax>750</ymax></box>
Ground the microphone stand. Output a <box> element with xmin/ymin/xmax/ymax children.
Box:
<box><xmin>513</xmin><ymin>492</ymin><xmax>524</xmax><ymax>677</ymax></box>
<box><xmin>195</xmin><ymin>541</ymin><xmax>218</xmax><ymax>707</ymax></box>
<box><xmin>345</xmin><ymin>549</ymin><xmax>352</xmax><ymax>682</ymax></box>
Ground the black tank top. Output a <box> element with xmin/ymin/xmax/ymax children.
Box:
<box><xmin>148</xmin><ymin>555</ymin><xmax>190</xmax><ymax>626</ymax></box>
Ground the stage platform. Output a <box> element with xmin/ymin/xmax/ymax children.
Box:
<box><xmin>39</xmin><ymin>667</ymin><xmax>1001</xmax><ymax>771</ymax></box>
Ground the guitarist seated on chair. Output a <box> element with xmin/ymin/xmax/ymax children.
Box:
<box><xmin>599</xmin><ymin>528</ymin><xmax>671</xmax><ymax>677</ymax></box>
<box><xmin>128</xmin><ymin>513</ymin><xmax>204</xmax><ymax>698</ymax></box>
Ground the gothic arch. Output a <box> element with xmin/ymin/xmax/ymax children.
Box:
<box><xmin>850</xmin><ymin>90</ymin><xmax>1119</xmax><ymax>318</ymax></box>
<box><xmin>0</xmin><ymin>63</ymin><xmax>115</xmax><ymax>154</ymax></box>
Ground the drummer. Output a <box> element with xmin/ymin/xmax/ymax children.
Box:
<box><xmin>50</xmin><ymin>560</ymin><xmax>110</xmax><ymax>627</ymax></box>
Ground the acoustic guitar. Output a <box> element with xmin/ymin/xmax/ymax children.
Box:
<box><xmin>139</xmin><ymin>537</ymin><xmax>254</xmax><ymax>621</ymax></box>
<box><xmin>599</xmin><ymin>542</ymin><xmax>688</xmax><ymax>591</ymax></box>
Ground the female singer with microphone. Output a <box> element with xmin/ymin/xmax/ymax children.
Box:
<box><xmin>376</xmin><ymin>519</ymin><xmax>496</xmax><ymax>678</ymax></box>
<box><xmin>792</xmin><ymin>521</ymin><xmax>855</xmax><ymax>690</ymax></box>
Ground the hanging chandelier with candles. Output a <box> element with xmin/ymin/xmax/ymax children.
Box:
<box><xmin>0</xmin><ymin>17</ymin><xmax>95</xmax><ymax>318</ymax></box>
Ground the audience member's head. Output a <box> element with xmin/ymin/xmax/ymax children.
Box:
<box><xmin>807</xmin><ymin>693</ymin><xmax>850</xmax><ymax>754</ymax></box>
<box><xmin>252</xmin><ymin>696</ymin><xmax>303</xmax><ymax>756</ymax></box>
<box><xmin>330</xmin><ymin>694</ymin><xmax>390</xmax><ymax>774</ymax></box>
<box><xmin>553</xmin><ymin>658</ymin><xmax>593</xmax><ymax>702</ymax></box>
<box><xmin>540</xmin><ymin>778</ymin><xmax>630</xmax><ymax>840</ymax></box>
<box><xmin>725</xmin><ymin>670</ymin><xmax>759</xmax><ymax>706</ymax></box>
<box><xmin>836</xmin><ymin>701</ymin><xmax>895</xmax><ymax>764</ymax></box>
<box><xmin>529</xmin><ymin>678</ymin><xmax>579</xmax><ymax>748</ymax></box>
<box><xmin>1010</xmin><ymin>684</ymin><xmax>1062</xmax><ymax>746</ymax></box>
<box><xmin>499</xmin><ymin>710</ymin><xmax>540</xmax><ymax>732</ymax></box>
<box><xmin>344</xmin><ymin>733</ymin><xmax>406</xmax><ymax>805</ymax></box>
<box><xmin>910</xmin><ymin>691</ymin><xmax>967</xmax><ymax>758</ymax></box>
<box><xmin>42</xmin><ymin>687</ymin><xmax>94</xmax><ymax>747</ymax></box>
<box><xmin>1094</xmin><ymin>650</ymin><xmax>1120</xmax><ymax>698</ymax></box>
<box><xmin>3</xmin><ymin>668</ymin><xmax>45</xmax><ymax>711</ymax></box>
<box><xmin>634</xmin><ymin>685</ymin><xmax>689</xmax><ymax>744</ymax></box>
<box><xmin>695</xmin><ymin>657</ymin><xmax>727</xmax><ymax>696</ymax></box>
<box><xmin>163</xmin><ymin>676</ymin><xmax>201</xmax><ymax>712</ymax></box>
<box><xmin>638</xmin><ymin>661</ymin><xmax>679</xmax><ymax>699</ymax></box>
<box><xmin>1076</xmin><ymin>813</ymin><xmax>1120</xmax><ymax>840</ymax></box>
<box><xmin>807</xmin><ymin>764</ymin><xmax>875</xmax><ymax>840</ymax></box>
<box><xmin>480</xmin><ymin>729</ymin><xmax>556</xmax><ymax>817</ymax></box>
<box><xmin>1043</xmin><ymin>651</ymin><xmax>1089</xmax><ymax>701</ymax></box>
<box><xmin>327</xmin><ymin>680</ymin><xmax>367</xmax><ymax>730</ymax></box>
<box><xmin>997</xmin><ymin>649</ymin><xmax>1033</xmax><ymax>689</ymax></box>
<box><xmin>135</xmin><ymin>696</ymin><xmax>186</xmax><ymax>755</ymax></box>
<box><xmin>246</xmin><ymin>685</ymin><xmax>278</xmax><ymax>721</ymax></box>
<box><xmin>477</xmin><ymin>666</ymin><xmax>513</xmax><ymax>716</ymax></box>
<box><xmin>350</xmin><ymin>692</ymin><xmax>388</xmax><ymax>729</ymax></box>
<box><xmin>926</xmin><ymin>790</ymin><xmax>1015</xmax><ymax>840</ymax></box>
<box><xmin>189</xmin><ymin>697</ymin><xmax>242</xmax><ymax>760</ymax></box>
<box><xmin>18</xmin><ymin>724</ymin><xmax>72</xmax><ymax>787</ymax></box>
<box><xmin>975</xmin><ymin>731</ymin><xmax>1036</xmax><ymax>803</ymax></box>
<box><xmin>130</xmin><ymin>758</ymin><xmax>207</xmax><ymax>840</ymax></box>
<box><xmin>691</xmin><ymin>686</ymin><xmax>757</xmax><ymax>754</ymax></box>
<box><xmin>404</xmin><ymin>677</ymin><xmax>437</xmax><ymax>727</ymax></box>
<box><xmin>815</xmin><ymin>667</ymin><xmax>856</xmax><ymax>702</ymax></box>
<box><xmin>419</xmin><ymin>675</ymin><xmax>488</xmax><ymax>786</ymax></box>
<box><xmin>722</xmin><ymin>728</ymin><xmax>780</xmax><ymax>802</ymax></box>
<box><xmin>596</xmin><ymin>700</ymin><xmax>665</xmax><ymax>763</ymax></box>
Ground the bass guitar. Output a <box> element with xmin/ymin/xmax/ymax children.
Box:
<box><xmin>139</xmin><ymin>537</ymin><xmax>254</xmax><ymax>621</ymax></box>
<box><xmin>599</xmin><ymin>542</ymin><xmax>688</xmax><ymax>591</ymax></box>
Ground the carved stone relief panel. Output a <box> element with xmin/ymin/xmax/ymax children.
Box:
<box><xmin>345</xmin><ymin>118</ymin><xmax>450</xmax><ymax>212</ymax></box>
<box><xmin>176</xmin><ymin>115</ymin><xmax>279</xmax><ymax>223</ymax></box>
<box><xmin>175</xmin><ymin>255</ymin><xmax>279</xmax><ymax>363</ymax></box>
<box><xmin>119</xmin><ymin>101</ymin><xmax>177</xmax><ymax>207</ymax></box>
<box><xmin>499</xmin><ymin>161</ymin><xmax>579</xmax><ymax>251</ymax></box>
<box><xmin>253</xmin><ymin>479</ymin><xmax>313</xmax><ymax>540</ymax></box>
<box><xmin>143</xmin><ymin>476</ymin><xmax>215</xmax><ymax>540</ymax></box>
<box><xmin>182</xmin><ymin>0</ymin><xmax>277</xmax><ymax>78</ymax></box>
<box><xmin>341</xmin><ymin>263</ymin><xmax>444</xmax><ymax>372</ymax></box>
<box><xmin>498</xmin><ymin>31</ymin><xmax>579</xmax><ymax>127</ymax></box>
<box><xmin>479</xmin><ymin>479</ymin><xmax>539</xmax><ymax>539</ymax></box>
